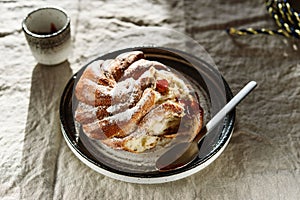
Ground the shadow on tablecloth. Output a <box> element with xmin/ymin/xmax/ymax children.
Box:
<box><xmin>19</xmin><ymin>61</ymin><xmax>72</xmax><ymax>199</ymax></box>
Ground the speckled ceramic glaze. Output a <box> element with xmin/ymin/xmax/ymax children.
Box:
<box><xmin>22</xmin><ymin>6</ymin><xmax>71</xmax><ymax>65</ymax></box>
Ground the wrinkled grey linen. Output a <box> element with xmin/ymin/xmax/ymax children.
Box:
<box><xmin>0</xmin><ymin>0</ymin><xmax>299</xmax><ymax>199</ymax></box>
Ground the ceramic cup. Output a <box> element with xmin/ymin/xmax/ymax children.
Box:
<box><xmin>22</xmin><ymin>6</ymin><xmax>71</xmax><ymax>65</ymax></box>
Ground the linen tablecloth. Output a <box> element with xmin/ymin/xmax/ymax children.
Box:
<box><xmin>1</xmin><ymin>0</ymin><xmax>299</xmax><ymax>199</ymax></box>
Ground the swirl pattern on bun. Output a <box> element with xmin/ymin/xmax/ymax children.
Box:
<box><xmin>75</xmin><ymin>51</ymin><xmax>203</xmax><ymax>153</ymax></box>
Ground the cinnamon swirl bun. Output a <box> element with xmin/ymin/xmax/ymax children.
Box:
<box><xmin>75</xmin><ymin>51</ymin><xmax>203</xmax><ymax>153</ymax></box>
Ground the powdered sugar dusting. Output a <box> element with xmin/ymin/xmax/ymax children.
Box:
<box><xmin>107</xmin><ymin>88</ymin><xmax>155</xmax><ymax>123</ymax></box>
<box><xmin>76</xmin><ymin>51</ymin><xmax>204</xmax><ymax>153</ymax></box>
<box><xmin>110</xmin><ymin>78</ymin><xmax>135</xmax><ymax>99</ymax></box>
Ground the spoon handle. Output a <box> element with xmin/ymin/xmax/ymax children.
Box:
<box><xmin>206</xmin><ymin>81</ymin><xmax>257</xmax><ymax>132</ymax></box>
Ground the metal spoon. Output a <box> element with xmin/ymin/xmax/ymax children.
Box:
<box><xmin>155</xmin><ymin>81</ymin><xmax>257</xmax><ymax>171</ymax></box>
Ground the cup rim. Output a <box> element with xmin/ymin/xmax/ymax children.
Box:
<box><xmin>22</xmin><ymin>6</ymin><xmax>70</xmax><ymax>39</ymax></box>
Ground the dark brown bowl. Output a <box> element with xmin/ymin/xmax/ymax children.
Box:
<box><xmin>59</xmin><ymin>47</ymin><xmax>235</xmax><ymax>184</ymax></box>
